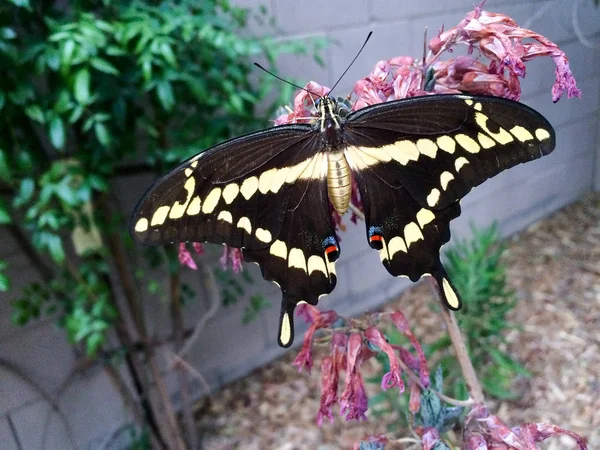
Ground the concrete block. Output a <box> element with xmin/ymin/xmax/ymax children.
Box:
<box><xmin>273</xmin><ymin>0</ymin><xmax>369</xmax><ymax>35</ymax></box>
<box><xmin>328</xmin><ymin>21</ymin><xmax>413</xmax><ymax>98</ymax></box>
<box><xmin>369</xmin><ymin>0</ymin><xmax>477</xmax><ymax>22</ymax></box>
<box><xmin>0</xmin><ymin>415</ymin><xmax>20</xmax><ymax>450</ymax></box>
<box><xmin>0</xmin><ymin>323</ymin><xmax>75</xmax><ymax>414</ymax></box>
<box><xmin>273</xmin><ymin>33</ymin><xmax>331</xmax><ymax>88</ymax></box>
<box><xmin>9</xmin><ymin>400</ymin><xmax>75</xmax><ymax>450</ymax></box>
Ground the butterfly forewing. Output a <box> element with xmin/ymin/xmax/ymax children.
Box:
<box><xmin>344</xmin><ymin>95</ymin><xmax>556</xmax><ymax>210</ymax></box>
<box><xmin>131</xmin><ymin>124</ymin><xmax>316</xmax><ymax>249</ymax></box>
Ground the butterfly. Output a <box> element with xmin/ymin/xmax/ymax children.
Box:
<box><xmin>130</xmin><ymin>92</ymin><xmax>555</xmax><ymax>348</ymax></box>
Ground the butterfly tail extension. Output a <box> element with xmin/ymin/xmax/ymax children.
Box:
<box><xmin>432</xmin><ymin>266</ymin><xmax>462</xmax><ymax>310</ymax></box>
<box><xmin>277</xmin><ymin>296</ymin><xmax>297</xmax><ymax>348</ymax></box>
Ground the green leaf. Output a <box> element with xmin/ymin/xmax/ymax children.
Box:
<box><xmin>94</xmin><ymin>122</ymin><xmax>111</xmax><ymax>147</ymax></box>
<box><xmin>74</xmin><ymin>68</ymin><xmax>90</xmax><ymax>104</ymax></box>
<box><xmin>159</xmin><ymin>42</ymin><xmax>176</xmax><ymax>66</ymax></box>
<box><xmin>8</xmin><ymin>0</ymin><xmax>31</xmax><ymax>9</ymax></box>
<box><xmin>61</xmin><ymin>39</ymin><xmax>76</xmax><ymax>66</ymax></box>
<box><xmin>156</xmin><ymin>80</ymin><xmax>174</xmax><ymax>111</ymax></box>
<box><xmin>90</xmin><ymin>57</ymin><xmax>119</xmax><ymax>75</ymax></box>
<box><xmin>25</xmin><ymin>105</ymin><xmax>45</xmax><ymax>124</ymax></box>
<box><xmin>49</xmin><ymin>116</ymin><xmax>65</xmax><ymax>149</ymax></box>
<box><xmin>14</xmin><ymin>178</ymin><xmax>35</xmax><ymax>208</ymax></box>
<box><xmin>1</xmin><ymin>28</ymin><xmax>16</xmax><ymax>40</ymax></box>
<box><xmin>0</xmin><ymin>272</ymin><xmax>9</xmax><ymax>291</ymax></box>
<box><xmin>0</xmin><ymin>199</ymin><xmax>11</xmax><ymax>224</ymax></box>
<box><xmin>0</xmin><ymin>150</ymin><xmax>11</xmax><ymax>183</ymax></box>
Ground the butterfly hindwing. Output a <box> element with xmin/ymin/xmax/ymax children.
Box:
<box><xmin>244</xmin><ymin>153</ymin><xmax>339</xmax><ymax>347</ymax></box>
<box><xmin>131</xmin><ymin>126</ymin><xmax>339</xmax><ymax>348</ymax></box>
<box><xmin>353</xmin><ymin>161</ymin><xmax>463</xmax><ymax>309</ymax></box>
<box><xmin>344</xmin><ymin>95</ymin><xmax>556</xmax><ymax>210</ymax></box>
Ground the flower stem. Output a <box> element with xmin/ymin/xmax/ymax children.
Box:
<box><xmin>427</xmin><ymin>278</ymin><xmax>485</xmax><ymax>404</ymax></box>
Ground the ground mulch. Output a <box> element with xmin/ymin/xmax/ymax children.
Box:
<box><xmin>195</xmin><ymin>192</ymin><xmax>600</xmax><ymax>450</ymax></box>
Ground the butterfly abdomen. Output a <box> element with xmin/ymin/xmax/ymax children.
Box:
<box><xmin>327</xmin><ymin>151</ymin><xmax>352</xmax><ymax>214</ymax></box>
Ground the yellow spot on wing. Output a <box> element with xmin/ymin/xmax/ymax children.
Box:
<box><xmin>510</xmin><ymin>125</ymin><xmax>534</xmax><ymax>142</ymax></box>
<box><xmin>258</xmin><ymin>168</ymin><xmax>277</xmax><ymax>194</ymax></box>
<box><xmin>416</xmin><ymin>208</ymin><xmax>435</xmax><ymax>228</ymax></box>
<box><xmin>464</xmin><ymin>99</ymin><xmax>474</xmax><ymax>106</ymax></box>
<box><xmin>354</xmin><ymin>146</ymin><xmax>391</xmax><ymax>163</ymax></box>
<box><xmin>222</xmin><ymin>183</ymin><xmax>239</xmax><ymax>204</ymax></box>
<box><xmin>308</xmin><ymin>255</ymin><xmax>327</xmax><ymax>275</ymax></box>
<box><xmin>279</xmin><ymin>312</ymin><xmax>292</xmax><ymax>347</ymax></box>
<box><xmin>184</xmin><ymin>168</ymin><xmax>193</xmax><ymax>177</ymax></box>
<box><xmin>255</xmin><ymin>227</ymin><xmax>272</xmax><ymax>243</ymax></box>
<box><xmin>135</xmin><ymin>218</ymin><xmax>148</xmax><ymax>233</ymax></box>
<box><xmin>187</xmin><ymin>196</ymin><xmax>201</xmax><ymax>216</ymax></box>
<box><xmin>455</xmin><ymin>157</ymin><xmax>469</xmax><ymax>172</ymax></box>
<box><xmin>202</xmin><ymin>187</ymin><xmax>221</xmax><ymax>214</ymax></box>
<box><xmin>455</xmin><ymin>134</ymin><xmax>481</xmax><ymax>154</ymax></box>
<box><xmin>535</xmin><ymin>128</ymin><xmax>551</xmax><ymax>141</ymax></box>
<box><xmin>286</xmin><ymin>158</ymin><xmax>312</xmax><ymax>183</ymax></box>
<box><xmin>427</xmin><ymin>188</ymin><xmax>441</xmax><ymax>207</ymax></box>
<box><xmin>404</xmin><ymin>222</ymin><xmax>424</xmax><ymax>247</ymax></box>
<box><xmin>240</xmin><ymin>176</ymin><xmax>259</xmax><ymax>200</ymax></box>
<box><xmin>477</xmin><ymin>132</ymin><xmax>496</xmax><ymax>149</ymax></box>
<box><xmin>437</xmin><ymin>136</ymin><xmax>456</xmax><ymax>154</ymax></box>
<box><xmin>388</xmin><ymin>236</ymin><xmax>407</xmax><ymax>257</ymax></box>
<box><xmin>236</xmin><ymin>216</ymin><xmax>252</xmax><ymax>234</ymax></box>
<box><xmin>151</xmin><ymin>205</ymin><xmax>170</xmax><ymax>226</ymax></box>
<box><xmin>217</xmin><ymin>210</ymin><xmax>232</xmax><ymax>223</ymax></box>
<box><xmin>190</xmin><ymin>161</ymin><xmax>198</xmax><ymax>168</ymax></box>
<box><xmin>383</xmin><ymin>140</ymin><xmax>420</xmax><ymax>165</ymax></box>
<box><xmin>170</xmin><ymin>177</ymin><xmax>196</xmax><ymax>219</ymax></box>
<box><xmin>270</xmin><ymin>240</ymin><xmax>287</xmax><ymax>259</ymax></box>
<box><xmin>475</xmin><ymin>112</ymin><xmax>514</xmax><ymax>144</ymax></box>
<box><xmin>474</xmin><ymin>102</ymin><xmax>482</xmax><ymax>111</ymax></box>
<box><xmin>417</xmin><ymin>139</ymin><xmax>438</xmax><ymax>158</ymax></box>
<box><xmin>288</xmin><ymin>248</ymin><xmax>307</xmax><ymax>272</ymax></box>
<box><xmin>440</xmin><ymin>171</ymin><xmax>455</xmax><ymax>190</ymax></box>
<box><xmin>442</xmin><ymin>278</ymin><xmax>460</xmax><ymax>309</ymax></box>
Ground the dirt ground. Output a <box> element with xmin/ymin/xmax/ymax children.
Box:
<box><xmin>195</xmin><ymin>192</ymin><xmax>600</xmax><ymax>450</ymax></box>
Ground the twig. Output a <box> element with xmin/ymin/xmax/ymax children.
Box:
<box><xmin>170</xmin><ymin>266</ymin><xmax>198</xmax><ymax>449</ymax></box>
<box><xmin>166</xmin><ymin>351</ymin><xmax>212</xmax><ymax>395</ymax></box>
<box><xmin>427</xmin><ymin>278</ymin><xmax>485</xmax><ymax>404</ymax></box>
<box><xmin>175</xmin><ymin>260</ymin><xmax>222</xmax><ymax>361</ymax></box>
<box><xmin>348</xmin><ymin>202</ymin><xmax>365</xmax><ymax>221</ymax></box>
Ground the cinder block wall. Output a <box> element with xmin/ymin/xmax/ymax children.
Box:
<box><xmin>1</xmin><ymin>1</ymin><xmax>599</xmax><ymax>448</ymax></box>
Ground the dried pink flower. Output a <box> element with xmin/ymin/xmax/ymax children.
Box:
<box><xmin>339</xmin><ymin>333</ymin><xmax>368</xmax><ymax>421</ymax></box>
<box><xmin>365</xmin><ymin>327</ymin><xmax>404</xmax><ymax>392</ymax></box>
<box><xmin>293</xmin><ymin>305</ymin><xmax>338</xmax><ymax>373</ymax></box>
<box><xmin>391</xmin><ymin>311</ymin><xmax>430</xmax><ymax>387</ymax></box>
<box><xmin>178</xmin><ymin>243</ymin><xmax>197</xmax><ymax>270</ymax></box>
<box><xmin>219</xmin><ymin>245</ymin><xmax>243</xmax><ymax>273</ymax></box>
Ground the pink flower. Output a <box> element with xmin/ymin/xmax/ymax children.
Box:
<box><xmin>178</xmin><ymin>243</ymin><xmax>197</xmax><ymax>270</ymax></box>
<box><xmin>365</xmin><ymin>327</ymin><xmax>404</xmax><ymax>392</ymax></box>
<box><xmin>192</xmin><ymin>242</ymin><xmax>204</xmax><ymax>255</ymax></box>
<box><xmin>408</xmin><ymin>381</ymin><xmax>421</xmax><ymax>413</ymax></box>
<box><xmin>219</xmin><ymin>245</ymin><xmax>243</xmax><ymax>273</ymax></box>
<box><xmin>421</xmin><ymin>427</ymin><xmax>441</xmax><ymax>450</ymax></box>
<box><xmin>339</xmin><ymin>333</ymin><xmax>368</xmax><ymax>421</ymax></box>
<box><xmin>317</xmin><ymin>333</ymin><xmax>347</xmax><ymax>425</ymax></box>
<box><xmin>293</xmin><ymin>305</ymin><xmax>338</xmax><ymax>373</ymax></box>
<box><xmin>391</xmin><ymin>312</ymin><xmax>429</xmax><ymax>387</ymax></box>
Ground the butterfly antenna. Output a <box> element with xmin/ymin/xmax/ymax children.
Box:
<box><xmin>254</xmin><ymin>63</ymin><xmax>320</xmax><ymax>97</ymax></box>
<box><xmin>329</xmin><ymin>31</ymin><xmax>373</xmax><ymax>94</ymax></box>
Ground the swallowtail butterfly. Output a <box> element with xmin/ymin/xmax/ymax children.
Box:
<box><xmin>131</xmin><ymin>92</ymin><xmax>555</xmax><ymax>348</ymax></box>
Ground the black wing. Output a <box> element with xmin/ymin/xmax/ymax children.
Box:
<box><xmin>343</xmin><ymin>94</ymin><xmax>556</xmax><ymax>308</ymax></box>
<box><xmin>130</xmin><ymin>124</ymin><xmax>338</xmax><ymax>348</ymax></box>
<box><xmin>344</xmin><ymin>95</ymin><xmax>556</xmax><ymax>210</ymax></box>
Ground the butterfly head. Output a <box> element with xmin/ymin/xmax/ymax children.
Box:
<box><xmin>315</xmin><ymin>96</ymin><xmax>341</xmax><ymax>132</ymax></box>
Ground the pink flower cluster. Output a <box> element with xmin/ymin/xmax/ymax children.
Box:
<box><xmin>465</xmin><ymin>405</ymin><xmax>588</xmax><ymax>449</ymax></box>
<box><xmin>292</xmin><ymin>305</ymin><xmax>431</xmax><ymax>426</ymax></box>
